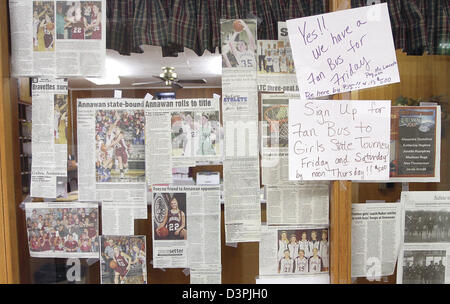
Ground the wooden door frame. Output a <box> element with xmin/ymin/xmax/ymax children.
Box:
<box><xmin>0</xmin><ymin>0</ymin><xmax>21</xmax><ymax>284</ymax></box>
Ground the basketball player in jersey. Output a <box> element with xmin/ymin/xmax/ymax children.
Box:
<box><xmin>67</xmin><ymin>2</ymin><xmax>86</xmax><ymax>39</ymax></box>
<box><xmin>112</xmin><ymin>245</ymin><xmax>132</xmax><ymax>284</ymax></box>
<box><xmin>309</xmin><ymin>230</ymin><xmax>320</xmax><ymax>253</ymax></box>
<box><xmin>288</xmin><ymin>234</ymin><xmax>299</xmax><ymax>260</ymax></box>
<box><xmin>294</xmin><ymin>249</ymin><xmax>308</xmax><ymax>273</ymax></box>
<box><xmin>88</xmin><ymin>3</ymin><xmax>102</xmax><ymax>40</ymax></box>
<box><xmin>272</xmin><ymin>44</ymin><xmax>280</xmax><ymax>73</ymax></box>
<box><xmin>226</xmin><ymin>20</ymin><xmax>256</xmax><ymax>68</ymax></box>
<box><xmin>40</xmin><ymin>13</ymin><xmax>54</xmax><ymax>50</ymax></box>
<box><xmin>83</xmin><ymin>4</ymin><xmax>92</xmax><ymax>39</ymax></box>
<box><xmin>156</xmin><ymin>196</ymin><xmax>187</xmax><ymax>240</ymax></box>
<box><xmin>33</xmin><ymin>8</ymin><xmax>47</xmax><ymax>48</ymax></box>
<box><xmin>265</xmin><ymin>50</ymin><xmax>274</xmax><ymax>73</ymax></box>
<box><xmin>279</xmin><ymin>249</ymin><xmax>294</xmax><ymax>274</ymax></box>
<box><xmin>278</xmin><ymin>231</ymin><xmax>289</xmax><ymax>261</ymax></box>
<box><xmin>319</xmin><ymin>230</ymin><xmax>329</xmax><ymax>270</ymax></box>
<box><xmin>54</xmin><ymin>100</ymin><xmax>67</xmax><ymax>143</ymax></box>
<box><xmin>299</xmin><ymin>231</ymin><xmax>311</xmax><ymax>258</ymax></box>
<box><xmin>309</xmin><ymin>248</ymin><xmax>323</xmax><ymax>273</ymax></box>
<box><xmin>109</xmin><ymin>125</ymin><xmax>129</xmax><ymax>179</ymax></box>
<box><xmin>180</xmin><ymin>113</ymin><xmax>193</xmax><ymax>156</ymax></box>
<box><xmin>131</xmin><ymin>244</ymin><xmax>147</xmax><ymax>283</ymax></box>
<box><xmin>64</xmin><ymin>2</ymin><xmax>76</xmax><ymax>39</ymax></box>
<box><xmin>280</xmin><ymin>51</ymin><xmax>288</xmax><ymax>73</ymax></box>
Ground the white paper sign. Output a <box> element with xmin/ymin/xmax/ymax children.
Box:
<box><xmin>288</xmin><ymin>100</ymin><xmax>391</xmax><ymax>180</ymax></box>
<box><xmin>286</xmin><ymin>3</ymin><xmax>400</xmax><ymax>99</ymax></box>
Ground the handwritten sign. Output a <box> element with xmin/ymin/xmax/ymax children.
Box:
<box><xmin>286</xmin><ymin>3</ymin><xmax>400</xmax><ymax>99</ymax></box>
<box><xmin>288</xmin><ymin>100</ymin><xmax>391</xmax><ymax>180</ymax></box>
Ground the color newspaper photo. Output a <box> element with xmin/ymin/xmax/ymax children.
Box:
<box><xmin>153</xmin><ymin>192</ymin><xmax>187</xmax><ymax>241</ymax></box>
<box><xmin>257</xmin><ymin>40</ymin><xmax>295</xmax><ymax>75</ymax></box>
<box><xmin>56</xmin><ymin>1</ymin><xmax>102</xmax><ymax>40</ymax></box>
<box><xmin>262</xmin><ymin>102</ymin><xmax>288</xmax><ymax>148</ymax></box>
<box><xmin>26</xmin><ymin>203</ymin><xmax>99</xmax><ymax>258</ymax></box>
<box><xmin>95</xmin><ymin>109</ymin><xmax>145</xmax><ymax>183</ymax></box>
<box><xmin>402</xmin><ymin>250</ymin><xmax>446</xmax><ymax>284</ymax></box>
<box><xmin>33</xmin><ymin>1</ymin><xmax>55</xmax><ymax>51</ymax></box>
<box><xmin>100</xmin><ymin>235</ymin><xmax>147</xmax><ymax>284</ymax></box>
<box><xmin>54</xmin><ymin>94</ymin><xmax>68</xmax><ymax>144</ymax></box>
<box><xmin>277</xmin><ymin>228</ymin><xmax>329</xmax><ymax>274</ymax></box>
<box><xmin>221</xmin><ymin>19</ymin><xmax>257</xmax><ymax>68</ymax></box>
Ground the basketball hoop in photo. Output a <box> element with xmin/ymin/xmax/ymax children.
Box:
<box><xmin>264</xmin><ymin>105</ymin><xmax>288</xmax><ymax>147</ymax></box>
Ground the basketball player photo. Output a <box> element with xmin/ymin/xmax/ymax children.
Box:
<box><xmin>195</xmin><ymin>111</ymin><xmax>220</xmax><ymax>156</ymax></box>
<box><xmin>56</xmin><ymin>1</ymin><xmax>102</xmax><ymax>40</ymax></box>
<box><xmin>95</xmin><ymin>109</ymin><xmax>145</xmax><ymax>183</ymax></box>
<box><xmin>220</xmin><ymin>19</ymin><xmax>257</xmax><ymax>69</ymax></box>
<box><xmin>257</xmin><ymin>40</ymin><xmax>294</xmax><ymax>75</ymax></box>
<box><xmin>262</xmin><ymin>100</ymin><xmax>288</xmax><ymax>148</ymax></box>
<box><xmin>171</xmin><ymin>112</ymin><xmax>195</xmax><ymax>157</ymax></box>
<box><xmin>153</xmin><ymin>193</ymin><xmax>187</xmax><ymax>241</ymax></box>
<box><xmin>33</xmin><ymin>1</ymin><xmax>55</xmax><ymax>52</ymax></box>
<box><xmin>100</xmin><ymin>235</ymin><xmax>147</xmax><ymax>284</ymax></box>
<box><xmin>276</xmin><ymin>228</ymin><xmax>329</xmax><ymax>274</ymax></box>
<box><xmin>54</xmin><ymin>94</ymin><xmax>68</xmax><ymax>145</ymax></box>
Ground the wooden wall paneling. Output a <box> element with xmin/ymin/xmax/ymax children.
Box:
<box><xmin>0</xmin><ymin>0</ymin><xmax>20</xmax><ymax>283</ymax></box>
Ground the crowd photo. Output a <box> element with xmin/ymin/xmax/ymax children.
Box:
<box><xmin>26</xmin><ymin>206</ymin><xmax>99</xmax><ymax>256</ymax></box>
<box><xmin>100</xmin><ymin>236</ymin><xmax>147</xmax><ymax>284</ymax></box>
<box><xmin>277</xmin><ymin>228</ymin><xmax>329</xmax><ymax>274</ymax></box>
<box><xmin>402</xmin><ymin>250</ymin><xmax>446</xmax><ymax>284</ymax></box>
<box><xmin>95</xmin><ymin>109</ymin><xmax>145</xmax><ymax>183</ymax></box>
<box><xmin>56</xmin><ymin>1</ymin><xmax>102</xmax><ymax>40</ymax></box>
<box><xmin>405</xmin><ymin>210</ymin><xmax>450</xmax><ymax>243</ymax></box>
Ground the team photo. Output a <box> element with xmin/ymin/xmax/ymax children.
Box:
<box><xmin>26</xmin><ymin>205</ymin><xmax>99</xmax><ymax>257</ymax></box>
<box><xmin>221</xmin><ymin>19</ymin><xmax>257</xmax><ymax>68</ymax></box>
<box><xmin>54</xmin><ymin>94</ymin><xmax>68</xmax><ymax>144</ymax></box>
<box><xmin>257</xmin><ymin>40</ymin><xmax>295</xmax><ymax>75</ymax></box>
<box><xmin>405</xmin><ymin>210</ymin><xmax>450</xmax><ymax>243</ymax></box>
<box><xmin>33</xmin><ymin>1</ymin><xmax>55</xmax><ymax>52</ymax></box>
<box><xmin>100</xmin><ymin>236</ymin><xmax>147</xmax><ymax>284</ymax></box>
<box><xmin>56</xmin><ymin>1</ymin><xmax>102</xmax><ymax>40</ymax></box>
<box><xmin>95</xmin><ymin>109</ymin><xmax>145</xmax><ymax>183</ymax></box>
<box><xmin>277</xmin><ymin>228</ymin><xmax>329</xmax><ymax>274</ymax></box>
<box><xmin>402</xmin><ymin>250</ymin><xmax>446</xmax><ymax>284</ymax></box>
<box><xmin>153</xmin><ymin>193</ymin><xmax>187</xmax><ymax>241</ymax></box>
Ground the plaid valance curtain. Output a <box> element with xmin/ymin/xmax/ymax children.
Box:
<box><xmin>106</xmin><ymin>0</ymin><xmax>327</xmax><ymax>56</ymax></box>
<box><xmin>352</xmin><ymin>0</ymin><xmax>449</xmax><ymax>55</ymax></box>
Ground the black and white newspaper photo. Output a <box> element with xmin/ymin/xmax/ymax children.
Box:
<box><xmin>259</xmin><ymin>225</ymin><xmax>330</xmax><ymax>276</ymax></box>
<box><xmin>351</xmin><ymin>202</ymin><xmax>401</xmax><ymax>279</ymax></box>
<box><xmin>145</xmin><ymin>98</ymin><xmax>221</xmax><ymax>185</ymax></box>
<box><xmin>397</xmin><ymin>191</ymin><xmax>450</xmax><ymax>284</ymax></box>
<box><xmin>77</xmin><ymin>98</ymin><xmax>147</xmax><ymax>230</ymax></box>
<box><xmin>31</xmin><ymin>77</ymin><xmax>68</xmax><ymax>198</ymax></box>
<box><xmin>257</xmin><ymin>40</ymin><xmax>298</xmax><ymax>93</ymax></box>
<box><xmin>100</xmin><ymin>235</ymin><xmax>147</xmax><ymax>284</ymax></box>
<box><xmin>25</xmin><ymin>202</ymin><xmax>99</xmax><ymax>258</ymax></box>
<box><xmin>152</xmin><ymin>185</ymin><xmax>221</xmax><ymax>270</ymax></box>
<box><xmin>9</xmin><ymin>0</ymin><xmax>106</xmax><ymax>77</ymax></box>
<box><xmin>266</xmin><ymin>183</ymin><xmax>329</xmax><ymax>226</ymax></box>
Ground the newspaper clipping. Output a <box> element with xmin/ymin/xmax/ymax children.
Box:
<box><xmin>389</xmin><ymin>106</ymin><xmax>441</xmax><ymax>182</ymax></box>
<box><xmin>260</xmin><ymin>93</ymin><xmax>296</xmax><ymax>185</ymax></box>
<box><xmin>257</xmin><ymin>40</ymin><xmax>298</xmax><ymax>93</ymax></box>
<box><xmin>145</xmin><ymin>98</ymin><xmax>221</xmax><ymax>185</ymax></box>
<box><xmin>190</xmin><ymin>268</ymin><xmax>222</xmax><ymax>284</ymax></box>
<box><xmin>31</xmin><ymin>77</ymin><xmax>68</xmax><ymax>198</ymax></box>
<box><xmin>397</xmin><ymin>191</ymin><xmax>450</xmax><ymax>284</ymax></box>
<box><xmin>9</xmin><ymin>0</ymin><xmax>106</xmax><ymax>77</ymax></box>
<box><xmin>351</xmin><ymin>202</ymin><xmax>401</xmax><ymax>279</ymax></box>
<box><xmin>260</xmin><ymin>225</ymin><xmax>329</xmax><ymax>275</ymax></box>
<box><xmin>152</xmin><ymin>185</ymin><xmax>220</xmax><ymax>269</ymax></box>
<box><xmin>77</xmin><ymin>98</ymin><xmax>147</xmax><ymax>232</ymax></box>
<box><xmin>100</xmin><ymin>235</ymin><xmax>147</xmax><ymax>284</ymax></box>
<box><xmin>266</xmin><ymin>183</ymin><xmax>329</xmax><ymax>226</ymax></box>
<box><xmin>25</xmin><ymin>202</ymin><xmax>99</xmax><ymax>258</ymax></box>
<box><xmin>221</xmin><ymin>19</ymin><xmax>261</xmax><ymax>243</ymax></box>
